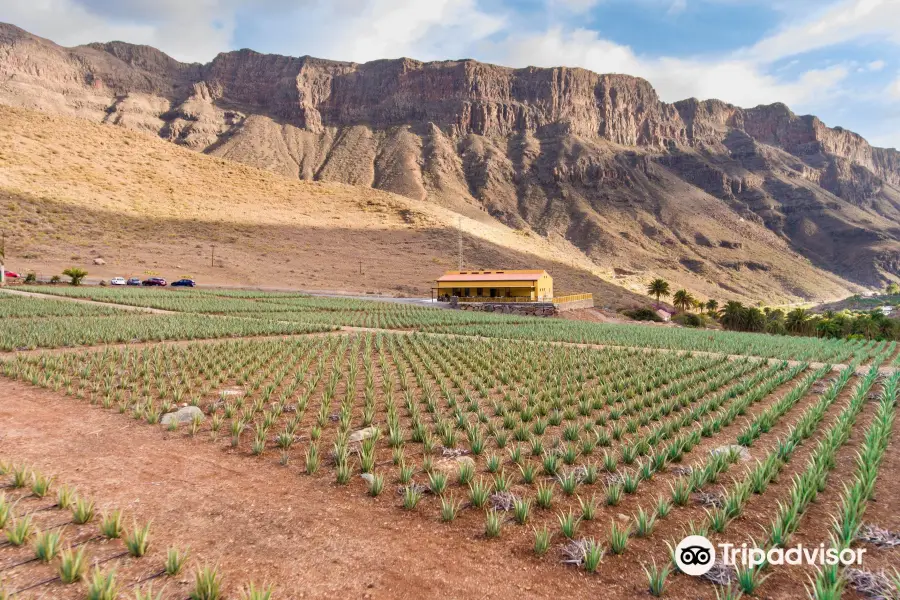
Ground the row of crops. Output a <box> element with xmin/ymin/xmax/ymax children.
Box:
<box><xmin>4</xmin><ymin>331</ymin><xmax>895</xmax><ymax>595</ymax></box>
<box><xmin>0</xmin><ymin>293</ymin><xmax>127</xmax><ymax>318</ymax></box>
<box><xmin>0</xmin><ymin>462</ymin><xmax>273</xmax><ymax>598</ymax></box>
<box><xmin>425</xmin><ymin>320</ymin><xmax>890</xmax><ymax>365</ymax></box>
<box><xmin>3</xmin><ymin>287</ymin><xmax>897</xmax><ymax>365</ymax></box>
<box><xmin>0</xmin><ymin>314</ymin><xmax>336</xmax><ymax>351</ymax></box>
<box><xmin>0</xmin><ymin>288</ymin><xmax>529</xmax><ymax>351</ymax></box>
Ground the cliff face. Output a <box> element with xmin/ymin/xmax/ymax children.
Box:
<box><xmin>1</xmin><ymin>21</ymin><xmax>898</xmax><ymax>301</ymax></box>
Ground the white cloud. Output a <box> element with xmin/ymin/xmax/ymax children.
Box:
<box><xmin>888</xmin><ymin>75</ymin><xmax>900</xmax><ymax>99</ymax></box>
<box><xmin>744</xmin><ymin>0</ymin><xmax>900</xmax><ymax>63</ymax></box>
<box><xmin>548</xmin><ymin>0</ymin><xmax>602</xmax><ymax>12</ymax></box>
<box><xmin>0</xmin><ymin>0</ymin><xmax>236</xmax><ymax>62</ymax></box>
<box><xmin>867</xmin><ymin>59</ymin><xmax>886</xmax><ymax>71</ymax></box>
<box><xmin>667</xmin><ymin>0</ymin><xmax>688</xmax><ymax>15</ymax></box>
<box><xmin>486</xmin><ymin>26</ymin><xmax>850</xmax><ymax>108</ymax></box>
<box><xmin>288</xmin><ymin>0</ymin><xmax>506</xmax><ymax>63</ymax></box>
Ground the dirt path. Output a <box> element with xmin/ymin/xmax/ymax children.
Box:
<box><xmin>0</xmin><ymin>378</ymin><xmax>622</xmax><ymax>600</ymax></box>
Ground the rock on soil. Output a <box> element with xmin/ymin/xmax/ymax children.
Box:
<box><xmin>160</xmin><ymin>406</ymin><xmax>204</xmax><ymax>426</ymax></box>
<box><xmin>348</xmin><ymin>426</ymin><xmax>379</xmax><ymax>443</ymax></box>
<box><xmin>432</xmin><ymin>456</ymin><xmax>476</xmax><ymax>477</ymax></box>
<box><xmin>710</xmin><ymin>444</ymin><xmax>751</xmax><ymax>462</ymax></box>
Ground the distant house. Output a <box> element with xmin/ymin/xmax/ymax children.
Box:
<box><xmin>878</xmin><ymin>305</ymin><xmax>893</xmax><ymax>315</ymax></box>
<box><xmin>433</xmin><ymin>270</ymin><xmax>554</xmax><ymax>302</ymax></box>
<box><xmin>656</xmin><ymin>308</ymin><xmax>673</xmax><ymax>322</ymax></box>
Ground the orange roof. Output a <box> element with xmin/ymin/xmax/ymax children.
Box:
<box><xmin>437</xmin><ymin>273</ymin><xmax>542</xmax><ymax>282</ymax></box>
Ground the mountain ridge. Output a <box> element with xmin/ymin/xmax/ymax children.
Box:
<box><xmin>1</xmin><ymin>21</ymin><xmax>898</xmax><ymax>304</ymax></box>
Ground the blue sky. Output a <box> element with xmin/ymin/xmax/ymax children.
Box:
<box><xmin>3</xmin><ymin>0</ymin><xmax>899</xmax><ymax>148</ymax></box>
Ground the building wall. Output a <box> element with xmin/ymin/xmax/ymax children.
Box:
<box><xmin>436</xmin><ymin>281</ymin><xmax>538</xmax><ymax>298</ymax></box>
<box><xmin>537</xmin><ymin>272</ymin><xmax>554</xmax><ymax>300</ymax></box>
<box><xmin>555</xmin><ymin>298</ymin><xmax>594</xmax><ymax>312</ymax></box>
<box><xmin>435</xmin><ymin>270</ymin><xmax>554</xmax><ymax>301</ymax></box>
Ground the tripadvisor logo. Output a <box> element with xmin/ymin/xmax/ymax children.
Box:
<box><xmin>674</xmin><ymin>535</ymin><xmax>866</xmax><ymax>576</ymax></box>
<box><xmin>675</xmin><ymin>535</ymin><xmax>716</xmax><ymax>576</ymax></box>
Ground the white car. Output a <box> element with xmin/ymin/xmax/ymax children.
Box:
<box><xmin>110</xmin><ymin>277</ymin><xmax>127</xmax><ymax>286</ymax></box>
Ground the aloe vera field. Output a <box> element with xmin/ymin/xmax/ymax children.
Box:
<box><xmin>1</xmin><ymin>287</ymin><xmax>899</xmax><ymax>599</ymax></box>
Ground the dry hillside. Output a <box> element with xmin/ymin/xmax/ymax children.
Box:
<box><xmin>0</xmin><ymin>104</ymin><xmax>655</xmax><ymax>307</ymax></box>
<box><xmin>0</xmin><ymin>23</ymin><xmax>896</xmax><ymax>305</ymax></box>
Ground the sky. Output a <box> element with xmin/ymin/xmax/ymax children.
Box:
<box><xmin>2</xmin><ymin>0</ymin><xmax>899</xmax><ymax>149</ymax></box>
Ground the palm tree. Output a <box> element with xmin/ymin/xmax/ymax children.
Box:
<box><xmin>672</xmin><ymin>289</ymin><xmax>695</xmax><ymax>312</ymax></box>
<box><xmin>62</xmin><ymin>267</ymin><xmax>88</xmax><ymax>286</ymax></box>
<box><xmin>721</xmin><ymin>301</ymin><xmax>746</xmax><ymax>331</ymax></box>
<box><xmin>704</xmin><ymin>299</ymin><xmax>719</xmax><ymax>315</ymax></box>
<box><xmin>816</xmin><ymin>318</ymin><xmax>842</xmax><ymax>339</ymax></box>
<box><xmin>647</xmin><ymin>279</ymin><xmax>670</xmax><ymax>308</ymax></box>
<box><xmin>744</xmin><ymin>307</ymin><xmax>766</xmax><ymax>332</ymax></box>
<box><xmin>785</xmin><ymin>308</ymin><xmax>810</xmax><ymax>335</ymax></box>
<box><xmin>857</xmin><ymin>315</ymin><xmax>878</xmax><ymax>339</ymax></box>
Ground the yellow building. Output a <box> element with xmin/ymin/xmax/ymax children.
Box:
<box><xmin>434</xmin><ymin>270</ymin><xmax>554</xmax><ymax>302</ymax></box>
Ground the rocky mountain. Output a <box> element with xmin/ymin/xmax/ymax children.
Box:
<box><xmin>2</xmin><ymin>21</ymin><xmax>898</xmax><ymax>303</ymax></box>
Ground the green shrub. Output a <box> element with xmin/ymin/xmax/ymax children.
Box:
<box><xmin>62</xmin><ymin>268</ymin><xmax>88</xmax><ymax>286</ymax></box>
<box><xmin>672</xmin><ymin>312</ymin><xmax>704</xmax><ymax>328</ymax></box>
<box><xmin>623</xmin><ymin>308</ymin><xmax>663</xmax><ymax>322</ymax></box>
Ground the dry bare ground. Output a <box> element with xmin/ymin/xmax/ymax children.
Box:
<box><xmin>0</xmin><ymin>105</ymin><xmax>650</xmax><ymax>309</ymax></box>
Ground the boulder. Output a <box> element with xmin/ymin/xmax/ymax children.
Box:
<box><xmin>93</xmin><ymin>257</ymin><xmax>106</xmax><ymax>265</ymax></box>
<box><xmin>348</xmin><ymin>426</ymin><xmax>379</xmax><ymax>443</ymax></box>
<box><xmin>161</xmin><ymin>406</ymin><xmax>204</xmax><ymax>426</ymax></box>
<box><xmin>710</xmin><ymin>444</ymin><xmax>751</xmax><ymax>462</ymax></box>
<box><xmin>432</xmin><ymin>456</ymin><xmax>476</xmax><ymax>477</ymax></box>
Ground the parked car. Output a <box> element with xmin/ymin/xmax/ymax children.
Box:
<box><xmin>3</xmin><ymin>271</ymin><xmax>20</xmax><ymax>279</ymax></box>
<box><xmin>110</xmin><ymin>277</ymin><xmax>126</xmax><ymax>286</ymax></box>
<box><xmin>171</xmin><ymin>279</ymin><xmax>196</xmax><ymax>287</ymax></box>
<box><xmin>126</xmin><ymin>277</ymin><xmax>142</xmax><ymax>286</ymax></box>
<box><xmin>142</xmin><ymin>277</ymin><xmax>167</xmax><ymax>287</ymax></box>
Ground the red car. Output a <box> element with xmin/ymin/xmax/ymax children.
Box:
<box><xmin>142</xmin><ymin>277</ymin><xmax>167</xmax><ymax>286</ymax></box>
<box><xmin>3</xmin><ymin>271</ymin><xmax>19</xmax><ymax>279</ymax></box>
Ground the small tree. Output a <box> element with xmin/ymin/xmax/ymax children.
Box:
<box><xmin>721</xmin><ymin>301</ymin><xmax>746</xmax><ymax>331</ymax></box>
<box><xmin>785</xmin><ymin>308</ymin><xmax>810</xmax><ymax>335</ymax></box>
<box><xmin>704</xmin><ymin>299</ymin><xmax>719</xmax><ymax>316</ymax></box>
<box><xmin>672</xmin><ymin>289</ymin><xmax>696</xmax><ymax>312</ymax></box>
<box><xmin>647</xmin><ymin>279</ymin><xmax>670</xmax><ymax>308</ymax></box>
<box><xmin>886</xmin><ymin>283</ymin><xmax>900</xmax><ymax>295</ymax></box>
<box><xmin>62</xmin><ymin>267</ymin><xmax>88</xmax><ymax>286</ymax></box>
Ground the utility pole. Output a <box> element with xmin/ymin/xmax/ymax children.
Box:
<box><xmin>457</xmin><ymin>215</ymin><xmax>463</xmax><ymax>271</ymax></box>
<box><xmin>358</xmin><ymin>260</ymin><xmax>362</xmax><ymax>275</ymax></box>
<box><xmin>210</xmin><ymin>244</ymin><xmax>216</xmax><ymax>268</ymax></box>
<box><xmin>0</xmin><ymin>231</ymin><xmax>6</xmax><ymax>287</ymax></box>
